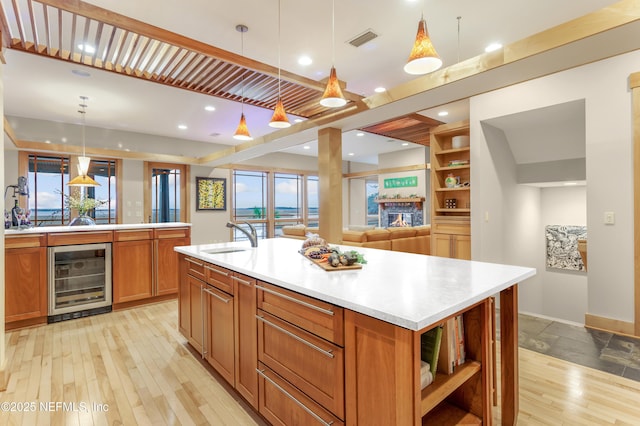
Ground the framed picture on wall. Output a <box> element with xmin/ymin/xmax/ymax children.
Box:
<box><xmin>196</xmin><ymin>177</ymin><xmax>226</xmax><ymax>211</ymax></box>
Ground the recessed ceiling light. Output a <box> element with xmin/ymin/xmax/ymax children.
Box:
<box><xmin>438</xmin><ymin>111</ymin><xmax>449</xmax><ymax>117</ymax></box>
<box><xmin>356</xmin><ymin>132</ymin><xmax>365</xmax><ymax>137</ymax></box>
<box><xmin>45</xmin><ymin>140</ymin><xmax>51</xmax><ymax>144</ymax></box>
<box><xmin>61</xmin><ymin>137</ymin><xmax>67</xmax><ymax>143</ymax></box>
<box><xmin>294</xmin><ymin>118</ymin><xmax>303</xmax><ymax>123</ymax></box>
<box><xmin>77</xmin><ymin>44</ymin><xmax>96</xmax><ymax>54</ymax></box>
<box><xmin>117</xmin><ymin>142</ymin><xmax>123</xmax><ymax>148</ymax></box>
<box><xmin>178</xmin><ymin>124</ymin><xmax>187</xmax><ymax>130</ymax></box>
<box><xmin>303</xmin><ymin>145</ymin><xmax>311</xmax><ymax>150</ymax></box>
<box><xmin>374</xmin><ymin>87</ymin><xmax>386</xmax><ymax>93</ymax></box>
<box><xmin>298</xmin><ymin>55</ymin><xmax>312</xmax><ymax>66</ymax></box>
<box><xmin>402</xmin><ymin>142</ymin><xmax>409</xmax><ymax>146</ymax></box>
<box><xmin>564</xmin><ymin>182</ymin><xmax>578</xmax><ymax>186</ymax></box>
<box><xmin>125</xmin><ymin>148</ymin><xmax>131</xmax><ymax>152</ymax></box>
<box><xmin>205</xmin><ymin>105</ymin><xmax>216</xmax><ymax>112</ymax></box>
<box><xmin>348</xmin><ymin>152</ymin><xmax>355</xmax><ymax>156</ymax></box>
<box><xmin>71</xmin><ymin>69</ymin><xmax>91</xmax><ymax>77</ymax></box>
<box><xmin>485</xmin><ymin>42</ymin><xmax>502</xmax><ymax>53</ymax></box>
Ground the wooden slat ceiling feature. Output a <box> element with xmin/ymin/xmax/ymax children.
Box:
<box><xmin>361</xmin><ymin>114</ymin><xmax>443</xmax><ymax>146</ymax></box>
<box><xmin>0</xmin><ymin>0</ymin><xmax>362</xmax><ymax>119</ymax></box>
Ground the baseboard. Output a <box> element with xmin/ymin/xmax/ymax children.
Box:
<box><xmin>584</xmin><ymin>313</ymin><xmax>636</xmax><ymax>337</ymax></box>
<box><xmin>0</xmin><ymin>357</ymin><xmax>8</xmax><ymax>391</ymax></box>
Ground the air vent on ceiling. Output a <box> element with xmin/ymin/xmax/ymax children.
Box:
<box><xmin>348</xmin><ymin>29</ymin><xmax>379</xmax><ymax>48</ymax></box>
<box><xmin>209</xmin><ymin>132</ymin><xmax>221</xmax><ymax>137</ymax></box>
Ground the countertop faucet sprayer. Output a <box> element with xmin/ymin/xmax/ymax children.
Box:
<box><xmin>226</xmin><ymin>221</ymin><xmax>258</xmax><ymax>247</ymax></box>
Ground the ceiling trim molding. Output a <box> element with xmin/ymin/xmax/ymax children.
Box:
<box><xmin>343</xmin><ymin>163</ymin><xmax>429</xmax><ymax>179</ymax></box>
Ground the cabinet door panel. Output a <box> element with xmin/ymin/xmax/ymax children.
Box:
<box><xmin>113</xmin><ymin>240</ymin><xmax>153</xmax><ymax>303</ymax></box>
<box><xmin>234</xmin><ymin>273</ymin><xmax>258</xmax><ymax>408</ymax></box>
<box><xmin>5</xmin><ymin>247</ymin><xmax>47</xmax><ymax>322</ymax></box>
<box><xmin>156</xmin><ymin>237</ymin><xmax>189</xmax><ymax>296</ymax></box>
<box><xmin>432</xmin><ymin>233</ymin><xmax>453</xmax><ymax>258</ymax></box>
<box><xmin>454</xmin><ymin>235</ymin><xmax>472</xmax><ymax>260</ymax></box>
<box><xmin>188</xmin><ymin>275</ymin><xmax>204</xmax><ymax>354</ymax></box>
<box><xmin>178</xmin><ymin>255</ymin><xmax>190</xmax><ymax>338</ymax></box>
<box><xmin>204</xmin><ymin>285</ymin><xmax>235</xmax><ymax>385</ymax></box>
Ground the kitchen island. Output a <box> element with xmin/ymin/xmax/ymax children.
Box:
<box><xmin>175</xmin><ymin>238</ymin><xmax>535</xmax><ymax>425</ymax></box>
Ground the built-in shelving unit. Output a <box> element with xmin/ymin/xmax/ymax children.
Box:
<box><xmin>430</xmin><ymin>120</ymin><xmax>472</xmax><ymax>259</ymax></box>
<box><xmin>375</xmin><ymin>197</ymin><xmax>425</xmax><ymax>209</ymax></box>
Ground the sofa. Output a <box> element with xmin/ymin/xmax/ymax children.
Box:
<box><xmin>281</xmin><ymin>225</ymin><xmax>431</xmax><ymax>255</ymax></box>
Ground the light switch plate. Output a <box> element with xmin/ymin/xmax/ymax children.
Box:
<box><xmin>604</xmin><ymin>211</ymin><xmax>615</xmax><ymax>225</ymax></box>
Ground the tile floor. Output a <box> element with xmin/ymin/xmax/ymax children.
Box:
<box><xmin>514</xmin><ymin>313</ymin><xmax>640</xmax><ymax>382</ymax></box>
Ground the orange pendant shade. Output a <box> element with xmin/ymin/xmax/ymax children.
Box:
<box><xmin>269</xmin><ymin>98</ymin><xmax>291</xmax><ymax>128</ymax></box>
<box><xmin>320</xmin><ymin>66</ymin><xmax>347</xmax><ymax>108</ymax></box>
<box><xmin>233</xmin><ymin>113</ymin><xmax>253</xmax><ymax>141</ymax></box>
<box><xmin>68</xmin><ymin>174</ymin><xmax>100</xmax><ymax>187</ymax></box>
<box><xmin>404</xmin><ymin>18</ymin><xmax>442</xmax><ymax>75</ymax></box>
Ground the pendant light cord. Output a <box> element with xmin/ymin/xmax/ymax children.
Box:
<box><xmin>457</xmin><ymin>16</ymin><xmax>461</xmax><ymax>63</ymax></box>
<box><xmin>277</xmin><ymin>0</ymin><xmax>281</xmax><ymax>97</ymax></box>
<box><xmin>79</xmin><ymin>97</ymin><xmax>87</xmax><ymax>158</ymax></box>
<box><xmin>331</xmin><ymin>0</ymin><xmax>335</xmax><ymax>65</ymax></box>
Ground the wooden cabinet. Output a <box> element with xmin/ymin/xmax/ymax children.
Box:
<box><xmin>256</xmin><ymin>281</ymin><xmax>345</xmax><ymax>421</ymax></box>
<box><xmin>155</xmin><ymin>228</ymin><xmax>190</xmax><ymax>296</ymax></box>
<box><xmin>431</xmin><ymin>120</ymin><xmax>472</xmax><ymax>259</ymax></box>
<box><xmin>345</xmin><ymin>299</ymin><xmax>491</xmax><ymax>425</ymax></box>
<box><xmin>187</xmin><ymin>274</ymin><xmax>204</xmax><ymax>353</ymax></box>
<box><xmin>113</xmin><ymin>238</ymin><xmax>154</xmax><ymax>303</ymax></box>
<box><xmin>233</xmin><ymin>273</ymin><xmax>258</xmax><ymax>409</ymax></box>
<box><xmin>203</xmin><ymin>281</ymin><xmax>235</xmax><ymax>385</ymax></box>
<box><xmin>113</xmin><ymin>227</ymin><xmax>190</xmax><ymax>305</ymax></box>
<box><xmin>4</xmin><ymin>234</ymin><xmax>48</xmax><ymax>329</ymax></box>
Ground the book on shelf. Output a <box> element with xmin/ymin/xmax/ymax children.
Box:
<box><xmin>420</xmin><ymin>325</ymin><xmax>443</xmax><ymax>386</ymax></box>
<box><xmin>437</xmin><ymin>315</ymin><xmax>466</xmax><ymax>375</ymax></box>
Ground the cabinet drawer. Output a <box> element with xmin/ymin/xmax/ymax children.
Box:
<box><xmin>113</xmin><ymin>229</ymin><xmax>153</xmax><ymax>241</ymax></box>
<box><xmin>48</xmin><ymin>231</ymin><xmax>113</xmax><ymax>246</ymax></box>
<box><xmin>257</xmin><ymin>282</ymin><xmax>344</xmax><ymax>346</ymax></box>
<box><xmin>204</xmin><ymin>263</ymin><xmax>233</xmax><ymax>294</ymax></box>
<box><xmin>431</xmin><ymin>220</ymin><xmax>470</xmax><ymax>235</ymax></box>
<box><xmin>257</xmin><ymin>311</ymin><xmax>344</xmax><ymax>419</ymax></box>
<box><xmin>154</xmin><ymin>227</ymin><xmax>190</xmax><ymax>239</ymax></box>
<box><xmin>5</xmin><ymin>234</ymin><xmax>46</xmax><ymax>249</ymax></box>
<box><xmin>184</xmin><ymin>256</ymin><xmax>206</xmax><ymax>281</ymax></box>
<box><xmin>257</xmin><ymin>363</ymin><xmax>344</xmax><ymax>426</ymax></box>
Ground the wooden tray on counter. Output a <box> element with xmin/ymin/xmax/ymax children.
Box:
<box><xmin>300</xmin><ymin>253</ymin><xmax>363</xmax><ymax>272</ymax></box>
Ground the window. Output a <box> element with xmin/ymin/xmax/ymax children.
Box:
<box><xmin>232</xmin><ymin>170</ymin><xmax>268</xmax><ymax>240</ymax></box>
<box><xmin>274</xmin><ymin>173</ymin><xmax>303</xmax><ymax>236</ymax></box>
<box><xmin>366</xmin><ymin>178</ymin><xmax>379</xmax><ymax>226</ymax></box>
<box><xmin>22</xmin><ymin>153</ymin><xmax>119</xmax><ymax>226</ymax></box>
<box><xmin>145</xmin><ymin>162</ymin><xmax>189</xmax><ymax>223</ymax></box>
<box><xmin>232</xmin><ymin>170</ymin><xmax>317</xmax><ymax>240</ymax></box>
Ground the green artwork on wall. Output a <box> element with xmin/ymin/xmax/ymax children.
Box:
<box><xmin>384</xmin><ymin>176</ymin><xmax>418</xmax><ymax>188</ymax></box>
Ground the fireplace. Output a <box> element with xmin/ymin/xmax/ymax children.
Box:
<box><xmin>388</xmin><ymin>213</ymin><xmax>413</xmax><ymax>227</ymax></box>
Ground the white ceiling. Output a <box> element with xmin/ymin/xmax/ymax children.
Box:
<box><xmin>1</xmin><ymin>0</ymin><xmax>621</xmax><ymax>164</ymax></box>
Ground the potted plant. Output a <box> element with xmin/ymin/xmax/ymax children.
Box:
<box><xmin>61</xmin><ymin>190</ymin><xmax>106</xmax><ymax>226</ymax></box>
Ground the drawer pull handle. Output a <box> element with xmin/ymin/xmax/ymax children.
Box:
<box><xmin>185</xmin><ymin>258</ymin><xmax>203</xmax><ymax>267</ymax></box>
<box><xmin>201</xmin><ymin>286</ymin><xmax>206</xmax><ymax>359</ymax></box>
<box><xmin>203</xmin><ymin>287</ymin><xmax>232</xmax><ymax>304</ymax></box>
<box><xmin>256</xmin><ymin>315</ymin><xmax>334</xmax><ymax>359</ymax></box>
<box><xmin>255</xmin><ymin>285</ymin><xmax>334</xmax><ymax>316</ymax></box>
<box><xmin>205</xmin><ymin>265</ymin><xmax>229</xmax><ymax>277</ymax></box>
<box><xmin>231</xmin><ymin>276</ymin><xmax>252</xmax><ymax>287</ymax></box>
<box><xmin>256</xmin><ymin>368</ymin><xmax>334</xmax><ymax>426</ymax></box>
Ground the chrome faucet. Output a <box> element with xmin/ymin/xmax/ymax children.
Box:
<box><xmin>226</xmin><ymin>221</ymin><xmax>258</xmax><ymax>247</ymax></box>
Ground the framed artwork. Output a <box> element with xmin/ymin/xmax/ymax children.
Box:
<box><xmin>196</xmin><ymin>177</ymin><xmax>226</xmax><ymax>211</ymax></box>
<box><xmin>545</xmin><ymin>225</ymin><xmax>587</xmax><ymax>271</ymax></box>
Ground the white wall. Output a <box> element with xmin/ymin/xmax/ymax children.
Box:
<box><xmin>472</xmin><ymin>49</ymin><xmax>639</xmax><ymax>324</ymax></box>
<box><xmin>348</xmin><ymin>178</ymin><xmax>367</xmax><ymax>227</ymax></box>
<box><xmin>190</xmin><ymin>166</ymin><xmax>232</xmax><ymax>245</ymax></box>
<box><xmin>538</xmin><ymin>186</ymin><xmax>588</xmax><ymax>323</ymax></box>
<box><xmin>120</xmin><ymin>159</ymin><xmax>144</xmax><ymax>224</ymax></box>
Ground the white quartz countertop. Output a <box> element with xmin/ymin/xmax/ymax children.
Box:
<box><xmin>175</xmin><ymin>238</ymin><xmax>536</xmax><ymax>331</ymax></box>
<box><xmin>5</xmin><ymin>222</ymin><xmax>191</xmax><ymax>235</ymax></box>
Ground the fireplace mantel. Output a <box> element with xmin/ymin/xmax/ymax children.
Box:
<box><xmin>375</xmin><ymin>197</ymin><xmax>425</xmax><ymax>209</ymax></box>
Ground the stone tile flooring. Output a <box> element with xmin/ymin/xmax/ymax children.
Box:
<box><xmin>515</xmin><ymin>313</ymin><xmax>640</xmax><ymax>381</ymax></box>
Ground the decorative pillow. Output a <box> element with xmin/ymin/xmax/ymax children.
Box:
<box><xmin>387</xmin><ymin>227</ymin><xmax>416</xmax><ymax>239</ymax></box>
<box><xmin>364</xmin><ymin>229</ymin><xmax>391</xmax><ymax>241</ymax></box>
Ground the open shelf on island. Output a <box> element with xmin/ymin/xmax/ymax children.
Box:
<box><xmin>420</xmin><ymin>360</ymin><xmax>481</xmax><ymax>416</ymax></box>
<box><xmin>422</xmin><ymin>401</ymin><xmax>482</xmax><ymax>425</ymax></box>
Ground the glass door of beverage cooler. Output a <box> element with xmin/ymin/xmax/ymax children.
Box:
<box><xmin>48</xmin><ymin>243</ymin><xmax>112</xmax><ymax>318</ymax></box>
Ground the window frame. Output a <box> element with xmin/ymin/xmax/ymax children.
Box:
<box><xmin>144</xmin><ymin>161</ymin><xmax>190</xmax><ymax>223</ymax></box>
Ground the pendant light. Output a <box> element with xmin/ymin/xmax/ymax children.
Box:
<box><xmin>269</xmin><ymin>0</ymin><xmax>291</xmax><ymax>128</ymax></box>
<box><xmin>233</xmin><ymin>24</ymin><xmax>253</xmax><ymax>141</ymax></box>
<box><xmin>68</xmin><ymin>96</ymin><xmax>100</xmax><ymax>187</ymax></box>
<box><xmin>320</xmin><ymin>0</ymin><xmax>346</xmax><ymax>108</ymax></box>
<box><xmin>404</xmin><ymin>5</ymin><xmax>442</xmax><ymax>75</ymax></box>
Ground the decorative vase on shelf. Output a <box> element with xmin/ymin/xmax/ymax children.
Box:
<box><xmin>69</xmin><ymin>214</ymin><xmax>96</xmax><ymax>226</ymax></box>
<box><xmin>445</xmin><ymin>174</ymin><xmax>458</xmax><ymax>188</ymax></box>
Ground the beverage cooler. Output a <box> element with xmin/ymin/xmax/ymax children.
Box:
<box><xmin>48</xmin><ymin>243</ymin><xmax>112</xmax><ymax>323</ymax></box>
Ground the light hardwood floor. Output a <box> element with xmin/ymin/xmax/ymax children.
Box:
<box><xmin>1</xmin><ymin>300</ymin><xmax>639</xmax><ymax>425</ymax></box>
